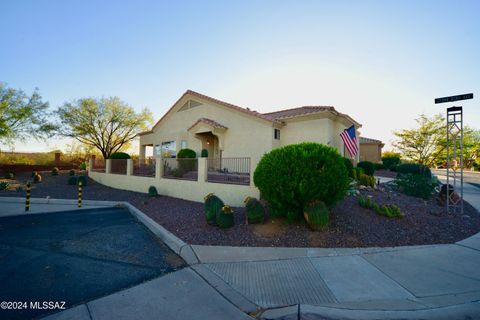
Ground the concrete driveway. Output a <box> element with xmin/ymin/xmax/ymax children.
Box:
<box><xmin>0</xmin><ymin>207</ymin><xmax>186</xmax><ymax>320</ymax></box>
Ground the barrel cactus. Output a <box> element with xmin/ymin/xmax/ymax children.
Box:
<box><xmin>204</xmin><ymin>193</ymin><xmax>224</xmax><ymax>225</ymax></box>
<box><xmin>303</xmin><ymin>200</ymin><xmax>329</xmax><ymax>231</ymax></box>
<box><xmin>244</xmin><ymin>196</ymin><xmax>265</xmax><ymax>224</ymax></box>
<box><xmin>148</xmin><ymin>186</ymin><xmax>158</xmax><ymax>197</ymax></box>
<box><xmin>51</xmin><ymin>167</ymin><xmax>59</xmax><ymax>176</ymax></box>
<box><xmin>77</xmin><ymin>176</ymin><xmax>88</xmax><ymax>186</ymax></box>
<box><xmin>33</xmin><ymin>173</ymin><xmax>42</xmax><ymax>183</ymax></box>
<box><xmin>217</xmin><ymin>205</ymin><xmax>234</xmax><ymax>229</ymax></box>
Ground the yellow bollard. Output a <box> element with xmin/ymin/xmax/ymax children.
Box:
<box><xmin>25</xmin><ymin>182</ymin><xmax>31</xmax><ymax>212</ymax></box>
<box><xmin>78</xmin><ymin>181</ymin><xmax>82</xmax><ymax>208</ymax></box>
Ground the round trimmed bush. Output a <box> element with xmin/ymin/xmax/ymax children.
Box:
<box><xmin>177</xmin><ymin>148</ymin><xmax>196</xmax><ymax>159</ymax></box>
<box><xmin>109</xmin><ymin>152</ymin><xmax>130</xmax><ymax>159</ymax></box>
<box><xmin>253</xmin><ymin>142</ymin><xmax>349</xmax><ymax>221</ymax></box>
<box><xmin>201</xmin><ymin>149</ymin><xmax>209</xmax><ymax>158</ymax></box>
<box><xmin>77</xmin><ymin>176</ymin><xmax>88</xmax><ymax>186</ymax></box>
<box><xmin>68</xmin><ymin>176</ymin><xmax>78</xmax><ymax>185</ymax></box>
<box><xmin>357</xmin><ymin>161</ymin><xmax>375</xmax><ymax>176</ymax></box>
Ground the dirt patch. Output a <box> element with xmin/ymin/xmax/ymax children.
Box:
<box><xmin>252</xmin><ymin>218</ymin><xmax>288</xmax><ymax>239</ymax></box>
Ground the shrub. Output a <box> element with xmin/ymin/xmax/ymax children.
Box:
<box><xmin>68</xmin><ymin>176</ymin><xmax>78</xmax><ymax>185</ymax></box>
<box><xmin>396</xmin><ymin>163</ymin><xmax>431</xmax><ymax>179</ymax></box>
<box><xmin>303</xmin><ymin>200</ymin><xmax>329</xmax><ymax>230</ymax></box>
<box><xmin>373</xmin><ymin>203</ymin><xmax>403</xmax><ymax>218</ymax></box>
<box><xmin>148</xmin><ymin>186</ymin><xmax>158</xmax><ymax>197</ymax></box>
<box><xmin>357</xmin><ymin>161</ymin><xmax>375</xmax><ymax>176</ymax></box>
<box><xmin>52</xmin><ymin>167</ymin><xmax>59</xmax><ymax>176</ymax></box>
<box><xmin>244</xmin><ymin>196</ymin><xmax>265</xmax><ymax>224</ymax></box>
<box><xmin>352</xmin><ymin>167</ymin><xmax>364</xmax><ymax>181</ymax></box>
<box><xmin>253</xmin><ymin>143</ymin><xmax>349</xmax><ymax>221</ymax></box>
<box><xmin>0</xmin><ymin>181</ymin><xmax>9</xmax><ymax>191</ymax></box>
<box><xmin>395</xmin><ymin>173</ymin><xmax>435</xmax><ymax>200</ymax></box>
<box><xmin>31</xmin><ymin>171</ymin><xmax>38</xmax><ymax>178</ymax></box>
<box><xmin>69</xmin><ymin>169</ymin><xmax>76</xmax><ymax>176</ymax></box>
<box><xmin>201</xmin><ymin>149</ymin><xmax>209</xmax><ymax>158</ymax></box>
<box><xmin>358</xmin><ymin>195</ymin><xmax>374</xmax><ymax>209</ymax></box>
<box><xmin>217</xmin><ymin>205</ymin><xmax>234</xmax><ymax>228</ymax></box>
<box><xmin>5</xmin><ymin>172</ymin><xmax>15</xmax><ymax>179</ymax></box>
<box><xmin>358</xmin><ymin>173</ymin><xmax>375</xmax><ymax>188</ymax></box>
<box><xmin>77</xmin><ymin>176</ymin><xmax>88</xmax><ymax>186</ymax></box>
<box><xmin>204</xmin><ymin>193</ymin><xmax>224</xmax><ymax>225</ymax></box>
<box><xmin>382</xmin><ymin>153</ymin><xmax>401</xmax><ymax>169</ymax></box>
<box><xmin>177</xmin><ymin>148</ymin><xmax>196</xmax><ymax>159</ymax></box>
<box><xmin>374</xmin><ymin>163</ymin><xmax>386</xmax><ymax>170</ymax></box>
<box><xmin>79</xmin><ymin>162</ymin><xmax>87</xmax><ymax>170</ymax></box>
<box><xmin>343</xmin><ymin>158</ymin><xmax>354</xmax><ymax>178</ymax></box>
<box><xmin>33</xmin><ymin>173</ymin><xmax>42</xmax><ymax>183</ymax></box>
<box><xmin>109</xmin><ymin>152</ymin><xmax>130</xmax><ymax>159</ymax></box>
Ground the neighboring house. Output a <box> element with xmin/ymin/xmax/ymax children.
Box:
<box><xmin>359</xmin><ymin>137</ymin><xmax>384</xmax><ymax>163</ymax></box>
<box><xmin>139</xmin><ymin>90</ymin><xmax>362</xmax><ymax>163</ymax></box>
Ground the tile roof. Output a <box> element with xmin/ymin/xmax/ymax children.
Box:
<box><xmin>262</xmin><ymin>106</ymin><xmax>335</xmax><ymax>120</ymax></box>
<box><xmin>188</xmin><ymin>118</ymin><xmax>228</xmax><ymax>131</ymax></box>
<box><xmin>359</xmin><ymin>137</ymin><xmax>383</xmax><ymax>144</ymax></box>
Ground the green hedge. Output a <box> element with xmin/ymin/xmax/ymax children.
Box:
<box><xmin>177</xmin><ymin>148</ymin><xmax>196</xmax><ymax>159</ymax></box>
<box><xmin>396</xmin><ymin>163</ymin><xmax>431</xmax><ymax>179</ymax></box>
<box><xmin>382</xmin><ymin>154</ymin><xmax>401</xmax><ymax>169</ymax></box>
<box><xmin>109</xmin><ymin>152</ymin><xmax>130</xmax><ymax>159</ymax></box>
<box><xmin>254</xmin><ymin>143</ymin><xmax>349</xmax><ymax>221</ymax></box>
<box><xmin>357</xmin><ymin>161</ymin><xmax>375</xmax><ymax>176</ymax></box>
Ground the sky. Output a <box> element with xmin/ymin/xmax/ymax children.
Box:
<box><xmin>1</xmin><ymin>0</ymin><xmax>479</xmax><ymax>153</ymax></box>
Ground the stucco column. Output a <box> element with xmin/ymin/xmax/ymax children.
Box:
<box><xmin>198</xmin><ymin>157</ymin><xmax>207</xmax><ymax>182</ymax></box>
<box><xmin>88</xmin><ymin>159</ymin><xmax>93</xmax><ymax>174</ymax></box>
<box><xmin>106</xmin><ymin>159</ymin><xmax>112</xmax><ymax>174</ymax></box>
<box><xmin>155</xmin><ymin>156</ymin><xmax>162</xmax><ymax>179</ymax></box>
<box><xmin>126</xmin><ymin>159</ymin><xmax>133</xmax><ymax>176</ymax></box>
<box><xmin>139</xmin><ymin>145</ymin><xmax>146</xmax><ymax>161</ymax></box>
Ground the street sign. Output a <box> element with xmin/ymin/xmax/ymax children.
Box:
<box><xmin>435</xmin><ymin>93</ymin><xmax>473</xmax><ymax>104</ymax></box>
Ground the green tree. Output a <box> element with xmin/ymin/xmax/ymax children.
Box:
<box><xmin>57</xmin><ymin>97</ymin><xmax>153</xmax><ymax>159</ymax></box>
<box><xmin>393</xmin><ymin>114</ymin><xmax>445</xmax><ymax>167</ymax></box>
<box><xmin>433</xmin><ymin>127</ymin><xmax>480</xmax><ymax>168</ymax></box>
<box><xmin>0</xmin><ymin>83</ymin><xmax>56</xmax><ymax>143</ymax></box>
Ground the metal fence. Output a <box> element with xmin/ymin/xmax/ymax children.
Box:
<box><xmin>133</xmin><ymin>158</ymin><xmax>156</xmax><ymax>177</ymax></box>
<box><xmin>207</xmin><ymin>157</ymin><xmax>250</xmax><ymax>185</ymax></box>
<box><xmin>162</xmin><ymin>158</ymin><xmax>198</xmax><ymax>181</ymax></box>
<box><xmin>110</xmin><ymin>159</ymin><xmax>127</xmax><ymax>175</ymax></box>
<box><xmin>91</xmin><ymin>158</ymin><xmax>106</xmax><ymax>172</ymax></box>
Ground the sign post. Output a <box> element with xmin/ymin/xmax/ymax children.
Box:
<box><xmin>435</xmin><ymin>93</ymin><xmax>473</xmax><ymax>214</ymax></box>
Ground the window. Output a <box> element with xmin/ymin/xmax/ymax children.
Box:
<box><xmin>180</xmin><ymin>140</ymin><xmax>188</xmax><ymax>149</ymax></box>
<box><xmin>161</xmin><ymin>141</ymin><xmax>177</xmax><ymax>158</ymax></box>
<box><xmin>274</xmin><ymin>128</ymin><xmax>281</xmax><ymax>140</ymax></box>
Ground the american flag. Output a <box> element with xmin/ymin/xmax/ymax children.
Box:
<box><xmin>340</xmin><ymin>125</ymin><xmax>358</xmax><ymax>157</ymax></box>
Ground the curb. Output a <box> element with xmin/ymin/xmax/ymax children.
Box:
<box><xmin>261</xmin><ymin>302</ymin><xmax>480</xmax><ymax>320</ymax></box>
<box><xmin>0</xmin><ymin>196</ymin><xmax>119</xmax><ymax>206</ymax></box>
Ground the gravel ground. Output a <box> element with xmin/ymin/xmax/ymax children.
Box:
<box><xmin>1</xmin><ymin>171</ymin><xmax>479</xmax><ymax>248</ymax></box>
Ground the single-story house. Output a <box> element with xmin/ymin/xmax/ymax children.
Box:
<box><xmin>139</xmin><ymin>90</ymin><xmax>362</xmax><ymax>163</ymax></box>
<box><xmin>359</xmin><ymin>137</ymin><xmax>384</xmax><ymax>163</ymax></box>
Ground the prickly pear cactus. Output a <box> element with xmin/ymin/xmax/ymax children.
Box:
<box><xmin>216</xmin><ymin>205</ymin><xmax>234</xmax><ymax>229</ymax></box>
<box><xmin>244</xmin><ymin>196</ymin><xmax>264</xmax><ymax>224</ymax></box>
<box><xmin>204</xmin><ymin>193</ymin><xmax>224</xmax><ymax>225</ymax></box>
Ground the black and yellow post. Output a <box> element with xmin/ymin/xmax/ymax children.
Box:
<box><xmin>78</xmin><ymin>181</ymin><xmax>83</xmax><ymax>208</ymax></box>
<box><xmin>25</xmin><ymin>182</ymin><xmax>31</xmax><ymax>211</ymax></box>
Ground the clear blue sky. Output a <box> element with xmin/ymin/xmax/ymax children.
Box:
<box><xmin>1</xmin><ymin>0</ymin><xmax>479</xmax><ymax>152</ymax></box>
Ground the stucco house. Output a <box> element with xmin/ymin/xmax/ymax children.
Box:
<box><xmin>359</xmin><ymin>137</ymin><xmax>384</xmax><ymax>163</ymax></box>
<box><xmin>138</xmin><ymin>90</ymin><xmax>362</xmax><ymax>163</ymax></box>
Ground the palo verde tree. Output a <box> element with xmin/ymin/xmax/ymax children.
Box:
<box><xmin>0</xmin><ymin>83</ymin><xmax>56</xmax><ymax>143</ymax></box>
<box><xmin>57</xmin><ymin>97</ymin><xmax>153</xmax><ymax>159</ymax></box>
<box><xmin>393</xmin><ymin>114</ymin><xmax>445</xmax><ymax>167</ymax></box>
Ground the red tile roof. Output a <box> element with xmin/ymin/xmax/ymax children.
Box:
<box><xmin>262</xmin><ymin>106</ymin><xmax>335</xmax><ymax>120</ymax></box>
<box><xmin>359</xmin><ymin>137</ymin><xmax>383</xmax><ymax>144</ymax></box>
